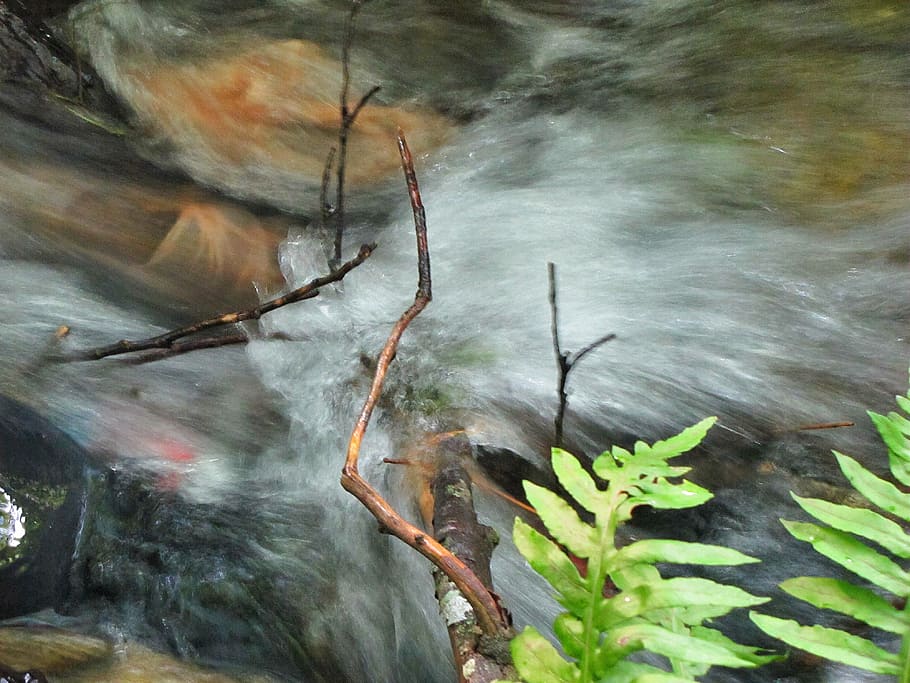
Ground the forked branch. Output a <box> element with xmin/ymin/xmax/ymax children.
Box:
<box><xmin>73</xmin><ymin>1</ymin><xmax>384</xmax><ymax>362</ymax></box>
<box><xmin>549</xmin><ymin>261</ymin><xmax>615</xmax><ymax>446</ymax></box>
<box><xmin>341</xmin><ymin>131</ymin><xmax>510</xmax><ymax>640</ymax></box>
<box><xmin>331</xmin><ymin>0</ymin><xmax>381</xmax><ymax>264</ymax></box>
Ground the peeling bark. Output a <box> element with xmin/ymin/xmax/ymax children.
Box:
<box><xmin>430</xmin><ymin>435</ymin><xmax>516</xmax><ymax>683</ymax></box>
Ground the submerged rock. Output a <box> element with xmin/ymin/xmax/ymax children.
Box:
<box><xmin>0</xmin><ymin>626</ymin><xmax>274</xmax><ymax>682</ymax></box>
<box><xmin>72</xmin><ymin>1</ymin><xmax>456</xmax><ymax>211</ymax></box>
<box><xmin>127</xmin><ymin>39</ymin><xmax>452</xmax><ymax>184</ymax></box>
<box><xmin>0</xmin><ymin>0</ymin><xmax>122</xmax><ymax>126</ymax></box>
<box><xmin>0</xmin><ymin>88</ymin><xmax>295</xmax><ymax>315</ymax></box>
<box><xmin>0</xmin><ymin>626</ymin><xmax>111</xmax><ymax>674</ymax></box>
<box><xmin>58</xmin><ymin>641</ymin><xmax>273</xmax><ymax>682</ymax></box>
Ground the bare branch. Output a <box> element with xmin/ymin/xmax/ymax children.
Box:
<box><xmin>341</xmin><ymin>131</ymin><xmax>509</xmax><ymax>639</ymax></box>
<box><xmin>570</xmin><ymin>331</ymin><xmax>616</xmax><ymax>366</ymax></box>
<box><xmin>320</xmin><ymin>145</ymin><xmax>337</xmax><ymax>227</ymax></box>
<box><xmin>349</xmin><ymin>84</ymin><xmax>381</xmax><ymax>122</ymax></box>
<box><xmin>73</xmin><ymin>243</ymin><xmax>375</xmax><ymax>361</ymax></box>
<box><xmin>548</xmin><ymin>261</ymin><xmax>562</xmax><ymax>363</ymax></box>
<box><xmin>332</xmin><ymin>1</ymin><xmax>381</xmax><ymax>265</ymax></box>
<box><xmin>795</xmin><ymin>421</ymin><xmax>855</xmax><ymax>431</ymax></box>
<box><xmin>126</xmin><ymin>331</ymin><xmax>249</xmax><ymax>362</ymax></box>
<box><xmin>548</xmin><ymin>262</ymin><xmax>615</xmax><ymax>446</ymax></box>
<box><xmin>398</xmin><ymin>128</ymin><xmax>431</xmax><ymax>300</ymax></box>
<box><xmin>549</xmin><ymin>262</ymin><xmax>570</xmax><ymax>446</ymax></box>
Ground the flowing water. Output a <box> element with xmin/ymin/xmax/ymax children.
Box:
<box><xmin>2</xmin><ymin>1</ymin><xmax>910</xmax><ymax>681</ymax></box>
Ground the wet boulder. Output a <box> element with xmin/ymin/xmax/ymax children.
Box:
<box><xmin>0</xmin><ymin>0</ymin><xmax>117</xmax><ymax>113</ymax></box>
<box><xmin>72</xmin><ymin>21</ymin><xmax>455</xmax><ymax>210</ymax></box>
<box><xmin>0</xmin><ymin>394</ymin><xmax>87</xmax><ymax>618</ymax></box>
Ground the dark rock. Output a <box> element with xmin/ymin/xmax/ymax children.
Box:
<box><xmin>0</xmin><ymin>0</ymin><xmax>120</xmax><ymax>114</ymax></box>
<box><xmin>0</xmin><ymin>666</ymin><xmax>49</xmax><ymax>683</ymax></box>
<box><xmin>0</xmin><ymin>395</ymin><xmax>87</xmax><ymax>618</ymax></box>
<box><xmin>473</xmin><ymin>443</ymin><xmax>555</xmax><ymax>503</ymax></box>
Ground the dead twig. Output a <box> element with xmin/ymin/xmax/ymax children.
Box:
<box><xmin>124</xmin><ymin>331</ymin><xmax>249</xmax><ymax>362</ymax></box>
<box><xmin>549</xmin><ymin>262</ymin><xmax>615</xmax><ymax>447</ymax></box>
<box><xmin>118</xmin><ymin>331</ymin><xmax>305</xmax><ymax>365</ymax></box>
<box><xmin>73</xmin><ymin>243</ymin><xmax>375</xmax><ymax>361</ymax></box>
<box><xmin>90</xmin><ymin>1</ymin><xmax>380</xmax><ymax>363</ymax></box>
<box><xmin>320</xmin><ymin>146</ymin><xmax>337</xmax><ymax>228</ymax></box>
<box><xmin>795</xmin><ymin>421</ymin><xmax>855</xmax><ymax>431</ymax></box>
<box><xmin>341</xmin><ymin>130</ymin><xmax>510</xmax><ymax>640</ymax></box>
<box><xmin>331</xmin><ymin>0</ymin><xmax>381</xmax><ymax>266</ymax></box>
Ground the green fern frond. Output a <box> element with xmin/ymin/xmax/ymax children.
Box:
<box><xmin>751</xmin><ymin>371</ymin><xmax>910</xmax><ymax>681</ymax></box>
<box><xmin>511</xmin><ymin>417</ymin><xmax>777</xmax><ymax>683</ymax></box>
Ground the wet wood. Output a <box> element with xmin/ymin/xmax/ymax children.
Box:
<box><xmin>340</xmin><ymin>131</ymin><xmax>513</xmax><ymax>645</ymax></box>
<box><xmin>430</xmin><ymin>444</ymin><xmax>516</xmax><ymax>683</ymax></box>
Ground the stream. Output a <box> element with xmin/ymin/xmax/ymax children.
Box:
<box><xmin>2</xmin><ymin>1</ymin><xmax>910</xmax><ymax>681</ymax></box>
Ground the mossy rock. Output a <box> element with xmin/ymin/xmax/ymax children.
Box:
<box><xmin>0</xmin><ymin>626</ymin><xmax>111</xmax><ymax>674</ymax></box>
<box><xmin>621</xmin><ymin>0</ymin><xmax>910</xmax><ymax>224</ymax></box>
<box><xmin>720</xmin><ymin>50</ymin><xmax>910</xmax><ymax>223</ymax></box>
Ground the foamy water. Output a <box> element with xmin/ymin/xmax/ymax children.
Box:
<box><xmin>0</xmin><ymin>1</ymin><xmax>908</xmax><ymax>681</ymax></box>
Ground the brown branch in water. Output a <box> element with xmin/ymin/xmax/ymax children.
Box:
<box><xmin>398</xmin><ymin>128</ymin><xmax>431</xmax><ymax>296</ymax></box>
<box><xmin>548</xmin><ymin>262</ymin><xmax>615</xmax><ymax>447</ymax></box>
<box><xmin>471</xmin><ymin>474</ymin><xmax>538</xmax><ymax>517</ymax></box>
<box><xmin>767</xmin><ymin>420</ymin><xmax>856</xmax><ymax>437</ymax></box>
<box><xmin>795</xmin><ymin>421</ymin><xmax>855</xmax><ymax>431</ymax></box>
<box><xmin>341</xmin><ymin>131</ymin><xmax>510</xmax><ymax>641</ymax></box>
<box><xmin>73</xmin><ymin>243</ymin><xmax>375</xmax><ymax>361</ymax></box>
<box><xmin>331</xmin><ymin>0</ymin><xmax>382</xmax><ymax>265</ymax></box>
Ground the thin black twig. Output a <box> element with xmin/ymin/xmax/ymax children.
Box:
<box><xmin>73</xmin><ymin>243</ymin><xmax>375</xmax><ymax>361</ymax></box>
<box><xmin>122</xmin><ymin>331</ymin><xmax>250</xmax><ymax>363</ymax></box>
<box><xmin>548</xmin><ymin>262</ymin><xmax>615</xmax><ymax>447</ymax></box>
<box><xmin>331</xmin><ymin>0</ymin><xmax>381</xmax><ymax>266</ymax></box>
<box><xmin>573</xmin><ymin>331</ymin><xmax>618</xmax><ymax>366</ymax></box>
<box><xmin>320</xmin><ymin>146</ymin><xmax>337</xmax><ymax>227</ymax></box>
<box><xmin>117</xmin><ymin>331</ymin><xmax>302</xmax><ymax>365</ymax></box>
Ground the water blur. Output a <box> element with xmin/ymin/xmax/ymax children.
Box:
<box><xmin>1</xmin><ymin>1</ymin><xmax>909</xmax><ymax>681</ymax></box>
